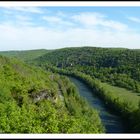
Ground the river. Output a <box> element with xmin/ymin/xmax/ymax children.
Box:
<box><xmin>69</xmin><ymin>76</ymin><xmax>126</xmax><ymax>133</ymax></box>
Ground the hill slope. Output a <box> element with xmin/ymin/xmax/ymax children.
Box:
<box><xmin>34</xmin><ymin>47</ymin><xmax>140</xmax><ymax>92</ymax></box>
<box><xmin>0</xmin><ymin>55</ymin><xmax>104</xmax><ymax>133</ymax></box>
<box><xmin>0</xmin><ymin>49</ymin><xmax>49</xmax><ymax>61</ymax></box>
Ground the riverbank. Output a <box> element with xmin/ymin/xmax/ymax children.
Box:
<box><xmin>69</xmin><ymin>76</ymin><xmax>126</xmax><ymax>133</ymax></box>
<box><xmin>44</xmin><ymin>66</ymin><xmax>140</xmax><ymax>132</ymax></box>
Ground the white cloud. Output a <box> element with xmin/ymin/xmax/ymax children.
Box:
<box><xmin>0</xmin><ymin>10</ymin><xmax>139</xmax><ymax>51</ymax></box>
<box><xmin>102</xmin><ymin>20</ymin><xmax>127</xmax><ymax>31</ymax></box>
<box><xmin>2</xmin><ymin>7</ymin><xmax>43</xmax><ymax>14</ymax></box>
<box><xmin>0</xmin><ymin>14</ymin><xmax>34</xmax><ymax>27</ymax></box>
<box><xmin>15</xmin><ymin>15</ymin><xmax>31</xmax><ymax>21</ymax></box>
<box><xmin>42</xmin><ymin>12</ymin><xmax>127</xmax><ymax>30</ymax></box>
<box><xmin>72</xmin><ymin>12</ymin><xmax>104</xmax><ymax>26</ymax></box>
<box><xmin>72</xmin><ymin>12</ymin><xmax>127</xmax><ymax>31</ymax></box>
<box><xmin>0</xmin><ymin>23</ymin><xmax>140</xmax><ymax>51</ymax></box>
<box><xmin>128</xmin><ymin>17</ymin><xmax>140</xmax><ymax>23</ymax></box>
<box><xmin>56</xmin><ymin>11</ymin><xmax>67</xmax><ymax>18</ymax></box>
<box><xmin>43</xmin><ymin>16</ymin><xmax>63</xmax><ymax>23</ymax></box>
<box><xmin>14</xmin><ymin>15</ymin><xmax>34</xmax><ymax>26</ymax></box>
<box><xmin>43</xmin><ymin>16</ymin><xmax>74</xmax><ymax>26</ymax></box>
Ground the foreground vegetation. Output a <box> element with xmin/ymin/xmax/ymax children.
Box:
<box><xmin>0</xmin><ymin>55</ymin><xmax>104</xmax><ymax>133</ymax></box>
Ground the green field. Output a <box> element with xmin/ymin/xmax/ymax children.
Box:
<box><xmin>100</xmin><ymin>82</ymin><xmax>140</xmax><ymax>110</ymax></box>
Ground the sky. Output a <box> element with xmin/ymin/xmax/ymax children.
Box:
<box><xmin>0</xmin><ymin>6</ymin><xmax>140</xmax><ymax>51</ymax></box>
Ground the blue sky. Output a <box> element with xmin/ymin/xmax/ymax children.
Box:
<box><xmin>0</xmin><ymin>6</ymin><xmax>140</xmax><ymax>51</ymax></box>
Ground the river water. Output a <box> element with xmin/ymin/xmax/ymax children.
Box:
<box><xmin>69</xmin><ymin>76</ymin><xmax>126</xmax><ymax>133</ymax></box>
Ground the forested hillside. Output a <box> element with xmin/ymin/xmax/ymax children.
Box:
<box><xmin>34</xmin><ymin>47</ymin><xmax>140</xmax><ymax>93</ymax></box>
<box><xmin>0</xmin><ymin>55</ymin><xmax>104</xmax><ymax>133</ymax></box>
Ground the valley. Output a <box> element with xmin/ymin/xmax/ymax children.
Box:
<box><xmin>0</xmin><ymin>46</ymin><xmax>140</xmax><ymax>133</ymax></box>
<box><xmin>69</xmin><ymin>76</ymin><xmax>126</xmax><ymax>133</ymax></box>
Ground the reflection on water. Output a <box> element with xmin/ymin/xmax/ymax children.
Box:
<box><xmin>69</xmin><ymin>77</ymin><xmax>126</xmax><ymax>133</ymax></box>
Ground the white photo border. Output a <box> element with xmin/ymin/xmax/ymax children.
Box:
<box><xmin>0</xmin><ymin>1</ymin><xmax>139</xmax><ymax>139</ymax></box>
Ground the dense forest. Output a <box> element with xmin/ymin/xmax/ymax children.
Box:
<box><xmin>0</xmin><ymin>55</ymin><xmax>104</xmax><ymax>133</ymax></box>
<box><xmin>34</xmin><ymin>47</ymin><xmax>140</xmax><ymax>93</ymax></box>
<box><xmin>0</xmin><ymin>46</ymin><xmax>140</xmax><ymax>133</ymax></box>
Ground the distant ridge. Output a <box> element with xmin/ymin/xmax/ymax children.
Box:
<box><xmin>0</xmin><ymin>49</ymin><xmax>49</xmax><ymax>61</ymax></box>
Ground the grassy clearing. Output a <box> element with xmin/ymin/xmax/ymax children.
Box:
<box><xmin>100</xmin><ymin>82</ymin><xmax>140</xmax><ymax>110</ymax></box>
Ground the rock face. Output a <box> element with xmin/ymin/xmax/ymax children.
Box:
<box><xmin>31</xmin><ymin>89</ymin><xmax>63</xmax><ymax>103</ymax></box>
<box><xmin>29</xmin><ymin>90</ymin><xmax>49</xmax><ymax>103</ymax></box>
<box><xmin>58</xmin><ymin>88</ymin><xmax>64</xmax><ymax>101</ymax></box>
<box><xmin>29</xmin><ymin>84</ymin><xmax>65</xmax><ymax>104</ymax></box>
<box><xmin>33</xmin><ymin>91</ymin><xmax>48</xmax><ymax>103</ymax></box>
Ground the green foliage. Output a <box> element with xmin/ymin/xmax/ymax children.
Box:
<box><xmin>34</xmin><ymin>47</ymin><xmax>140</xmax><ymax>93</ymax></box>
<box><xmin>2</xmin><ymin>46</ymin><xmax>140</xmax><ymax>133</ymax></box>
<box><xmin>43</xmin><ymin>65</ymin><xmax>140</xmax><ymax>132</ymax></box>
<box><xmin>0</xmin><ymin>55</ymin><xmax>104</xmax><ymax>133</ymax></box>
<box><xmin>0</xmin><ymin>49</ymin><xmax>49</xmax><ymax>62</ymax></box>
<box><xmin>21</xmin><ymin>46</ymin><xmax>140</xmax><ymax>132</ymax></box>
<box><xmin>55</xmin><ymin>76</ymin><xmax>104</xmax><ymax>133</ymax></box>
